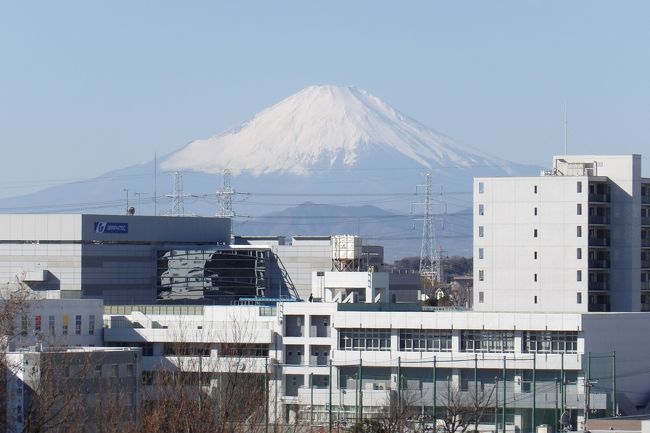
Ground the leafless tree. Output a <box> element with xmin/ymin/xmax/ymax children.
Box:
<box><xmin>437</xmin><ymin>382</ymin><xmax>496</xmax><ymax>433</ymax></box>
<box><xmin>137</xmin><ymin>314</ymin><xmax>269</xmax><ymax>433</ymax></box>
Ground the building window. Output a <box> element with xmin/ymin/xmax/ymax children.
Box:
<box><xmin>577</xmin><ymin>204</ymin><xmax>582</xmax><ymax>215</ymax></box>
<box><xmin>75</xmin><ymin>315</ymin><xmax>82</xmax><ymax>336</ymax></box>
<box><xmin>577</xmin><ymin>181</ymin><xmax>582</xmax><ymax>193</ymax></box>
<box><xmin>478</xmin><ymin>248</ymin><xmax>484</xmax><ymax>259</ymax></box>
<box><xmin>577</xmin><ymin>248</ymin><xmax>582</xmax><ymax>259</ymax></box>
<box><xmin>461</xmin><ymin>330</ymin><xmax>514</xmax><ymax>353</ymax></box>
<box><xmin>478</xmin><ymin>182</ymin><xmax>484</xmax><ymax>194</ymax></box>
<box><xmin>89</xmin><ymin>315</ymin><xmax>95</xmax><ymax>335</ymax></box>
<box><xmin>534</xmin><ymin>273</ymin><xmax>537</xmax><ymax>282</ymax></box>
<box><xmin>478</xmin><ymin>204</ymin><xmax>484</xmax><ymax>216</ymax></box>
<box><xmin>534</xmin><ymin>251</ymin><xmax>538</xmax><ymax>260</ymax></box>
<box><xmin>399</xmin><ymin>329</ymin><xmax>452</xmax><ymax>352</ymax></box>
<box><xmin>577</xmin><ymin>270</ymin><xmax>582</xmax><ymax>282</ymax></box>
<box><xmin>479</xmin><ymin>292</ymin><xmax>484</xmax><ymax>303</ymax></box>
<box><xmin>34</xmin><ymin>315</ymin><xmax>41</xmax><ymax>333</ymax></box>
<box><xmin>523</xmin><ymin>331</ymin><xmax>578</xmax><ymax>354</ymax></box>
<box><xmin>339</xmin><ymin>328</ymin><xmax>391</xmax><ymax>351</ymax></box>
<box><xmin>577</xmin><ymin>226</ymin><xmax>582</xmax><ymax>237</ymax></box>
<box><xmin>534</xmin><ymin>207</ymin><xmax>538</xmax><ymax>216</ymax></box>
<box><xmin>62</xmin><ymin>315</ymin><xmax>69</xmax><ymax>336</ymax></box>
<box><xmin>478</xmin><ymin>226</ymin><xmax>484</xmax><ymax>237</ymax></box>
<box><xmin>534</xmin><ymin>296</ymin><xmax>538</xmax><ymax>304</ymax></box>
<box><xmin>534</xmin><ymin>229</ymin><xmax>538</xmax><ymax>238</ymax></box>
<box><xmin>48</xmin><ymin>316</ymin><xmax>55</xmax><ymax>336</ymax></box>
<box><xmin>21</xmin><ymin>316</ymin><xmax>28</xmax><ymax>335</ymax></box>
<box><xmin>534</xmin><ymin>185</ymin><xmax>538</xmax><ymax>194</ymax></box>
<box><xmin>577</xmin><ymin>293</ymin><xmax>582</xmax><ymax>304</ymax></box>
<box><xmin>479</xmin><ymin>270</ymin><xmax>484</xmax><ymax>281</ymax></box>
<box><xmin>126</xmin><ymin>364</ymin><xmax>135</xmax><ymax>376</ymax></box>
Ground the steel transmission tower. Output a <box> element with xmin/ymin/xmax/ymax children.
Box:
<box><xmin>216</xmin><ymin>169</ymin><xmax>235</xmax><ymax>218</ymax></box>
<box><xmin>168</xmin><ymin>171</ymin><xmax>185</xmax><ymax>217</ymax></box>
<box><xmin>417</xmin><ymin>173</ymin><xmax>441</xmax><ymax>292</ymax></box>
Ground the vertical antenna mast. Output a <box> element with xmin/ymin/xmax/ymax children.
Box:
<box><xmin>217</xmin><ymin>169</ymin><xmax>235</xmax><ymax>218</ymax></box>
<box><xmin>154</xmin><ymin>153</ymin><xmax>157</xmax><ymax>216</ymax></box>
<box><xmin>564</xmin><ymin>102</ymin><xmax>568</xmax><ymax>156</ymax></box>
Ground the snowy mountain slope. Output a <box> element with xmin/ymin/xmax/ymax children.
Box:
<box><xmin>162</xmin><ymin>85</ymin><xmax>514</xmax><ymax>176</ymax></box>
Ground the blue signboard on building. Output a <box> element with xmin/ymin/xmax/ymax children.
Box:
<box><xmin>94</xmin><ymin>222</ymin><xmax>129</xmax><ymax>234</ymax></box>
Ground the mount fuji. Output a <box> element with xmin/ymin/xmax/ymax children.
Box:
<box><xmin>163</xmin><ymin>85</ymin><xmax>515</xmax><ymax>176</ymax></box>
<box><xmin>0</xmin><ymin>85</ymin><xmax>539</xmax><ymax>258</ymax></box>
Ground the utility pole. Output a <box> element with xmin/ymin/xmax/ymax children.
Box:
<box><xmin>134</xmin><ymin>192</ymin><xmax>145</xmax><ymax>215</ymax></box>
<box><xmin>433</xmin><ymin>356</ymin><xmax>437</xmax><ymax>428</ymax></box>
<box><xmin>613</xmin><ymin>351</ymin><xmax>617</xmax><ymax>417</ymax></box>
<box><xmin>329</xmin><ymin>359</ymin><xmax>333</xmax><ymax>433</ymax></box>
<box><xmin>123</xmin><ymin>188</ymin><xmax>129</xmax><ymax>215</ymax></box>
<box><xmin>502</xmin><ymin>356</ymin><xmax>506</xmax><ymax>433</ymax></box>
<box><xmin>584</xmin><ymin>352</ymin><xmax>591</xmax><ymax>429</ymax></box>
<box><xmin>495</xmin><ymin>376</ymin><xmax>499</xmax><ymax>433</ymax></box>
<box><xmin>533</xmin><ymin>353</ymin><xmax>537</xmax><ymax>433</ymax></box>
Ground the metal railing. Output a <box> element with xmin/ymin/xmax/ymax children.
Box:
<box><xmin>589</xmin><ymin>193</ymin><xmax>611</xmax><ymax>203</ymax></box>
<box><xmin>588</xmin><ymin>215</ymin><xmax>610</xmax><ymax>225</ymax></box>
<box><xmin>588</xmin><ymin>237</ymin><xmax>610</xmax><ymax>247</ymax></box>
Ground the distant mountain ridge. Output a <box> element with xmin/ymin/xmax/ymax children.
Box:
<box><xmin>234</xmin><ymin>201</ymin><xmax>472</xmax><ymax>261</ymax></box>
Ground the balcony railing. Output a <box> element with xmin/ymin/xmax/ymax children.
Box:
<box><xmin>589</xmin><ymin>282</ymin><xmax>610</xmax><ymax>291</ymax></box>
<box><xmin>589</xmin><ymin>193</ymin><xmax>611</xmax><ymax>203</ymax></box>
<box><xmin>589</xmin><ymin>259</ymin><xmax>610</xmax><ymax>269</ymax></box>
<box><xmin>589</xmin><ymin>237</ymin><xmax>611</xmax><ymax>247</ymax></box>
<box><xmin>588</xmin><ymin>215</ymin><xmax>610</xmax><ymax>225</ymax></box>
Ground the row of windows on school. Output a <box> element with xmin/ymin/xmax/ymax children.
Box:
<box><xmin>338</xmin><ymin>329</ymin><xmax>578</xmax><ymax>354</ymax></box>
<box><xmin>20</xmin><ymin>314</ymin><xmax>96</xmax><ymax>336</ymax></box>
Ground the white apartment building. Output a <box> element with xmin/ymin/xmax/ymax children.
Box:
<box><xmin>474</xmin><ymin>155</ymin><xmax>650</xmax><ymax>313</ymax></box>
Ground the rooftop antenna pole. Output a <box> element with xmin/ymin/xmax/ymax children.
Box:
<box><xmin>564</xmin><ymin>102</ymin><xmax>568</xmax><ymax>156</ymax></box>
<box><xmin>123</xmin><ymin>188</ymin><xmax>129</xmax><ymax>215</ymax></box>
<box><xmin>134</xmin><ymin>192</ymin><xmax>145</xmax><ymax>215</ymax></box>
<box><xmin>154</xmin><ymin>153</ymin><xmax>157</xmax><ymax>216</ymax></box>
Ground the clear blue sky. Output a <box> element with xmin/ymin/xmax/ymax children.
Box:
<box><xmin>1</xmin><ymin>1</ymin><xmax>649</xmax><ymax>197</ymax></box>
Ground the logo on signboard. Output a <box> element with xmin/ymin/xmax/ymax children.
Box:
<box><xmin>94</xmin><ymin>222</ymin><xmax>128</xmax><ymax>234</ymax></box>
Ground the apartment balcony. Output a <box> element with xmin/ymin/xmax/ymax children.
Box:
<box><xmin>642</xmin><ymin>261</ymin><xmax>650</xmax><ymax>269</ymax></box>
<box><xmin>589</xmin><ymin>259</ymin><xmax>610</xmax><ymax>269</ymax></box>
<box><xmin>589</xmin><ymin>193</ymin><xmax>611</xmax><ymax>203</ymax></box>
<box><xmin>588</xmin><ymin>215</ymin><xmax>610</xmax><ymax>225</ymax></box>
<box><xmin>589</xmin><ymin>281</ymin><xmax>610</xmax><ymax>291</ymax></box>
<box><xmin>589</xmin><ymin>237</ymin><xmax>611</xmax><ymax>247</ymax></box>
<box><xmin>643</xmin><ymin>239</ymin><xmax>650</xmax><ymax>248</ymax></box>
<box><xmin>642</xmin><ymin>282</ymin><xmax>650</xmax><ymax>291</ymax></box>
<box><xmin>642</xmin><ymin>196</ymin><xmax>650</xmax><ymax>205</ymax></box>
<box><xmin>642</xmin><ymin>217</ymin><xmax>650</xmax><ymax>226</ymax></box>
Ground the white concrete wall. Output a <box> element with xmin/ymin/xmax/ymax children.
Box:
<box><xmin>474</xmin><ymin>174</ymin><xmax>589</xmax><ymax>313</ymax></box>
<box><xmin>474</xmin><ymin>154</ymin><xmax>643</xmax><ymax>313</ymax></box>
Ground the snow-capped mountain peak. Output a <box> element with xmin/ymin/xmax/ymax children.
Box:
<box><xmin>162</xmin><ymin>85</ymin><xmax>510</xmax><ymax>176</ymax></box>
